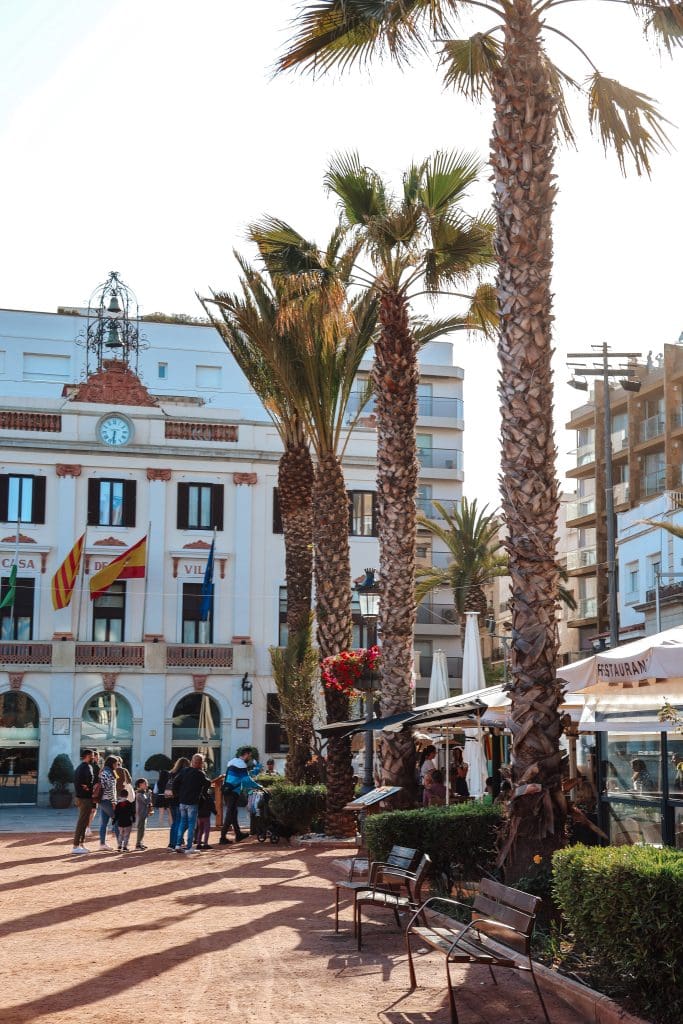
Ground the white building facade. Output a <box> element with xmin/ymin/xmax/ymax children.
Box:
<box><xmin>0</xmin><ymin>299</ymin><xmax>465</xmax><ymax>804</ymax></box>
<box><xmin>617</xmin><ymin>491</ymin><xmax>683</xmax><ymax>637</ymax></box>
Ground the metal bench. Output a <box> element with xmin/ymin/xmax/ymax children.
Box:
<box><xmin>355</xmin><ymin>853</ymin><xmax>431</xmax><ymax>951</ymax></box>
<box><xmin>334</xmin><ymin>844</ymin><xmax>419</xmax><ymax>934</ymax></box>
<box><xmin>406</xmin><ymin>877</ymin><xmax>551</xmax><ymax>1024</ymax></box>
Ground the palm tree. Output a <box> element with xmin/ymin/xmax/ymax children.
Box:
<box><xmin>277</xmin><ymin>1</ymin><xmax>675</xmax><ymax>875</ymax></box>
<box><xmin>200</xmin><ymin>260</ymin><xmax>316</xmax><ymax>781</ymax></box>
<box><xmin>241</xmin><ymin>220</ymin><xmax>378</xmax><ymax>832</ymax></box>
<box><xmin>416</xmin><ymin>498</ymin><xmax>508</xmax><ymax>622</ymax></box>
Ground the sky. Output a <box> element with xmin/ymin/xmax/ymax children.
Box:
<box><xmin>1</xmin><ymin>0</ymin><xmax>682</xmax><ymax>509</ymax></box>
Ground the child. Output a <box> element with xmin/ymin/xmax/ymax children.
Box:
<box><xmin>113</xmin><ymin>790</ymin><xmax>136</xmax><ymax>852</ymax></box>
<box><xmin>195</xmin><ymin>786</ymin><xmax>216</xmax><ymax>850</ymax></box>
<box><xmin>423</xmin><ymin>769</ymin><xmax>447</xmax><ymax>806</ymax></box>
<box><xmin>135</xmin><ymin>778</ymin><xmax>153</xmax><ymax>850</ymax></box>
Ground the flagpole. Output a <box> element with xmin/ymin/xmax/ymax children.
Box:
<box><xmin>9</xmin><ymin>519</ymin><xmax>19</xmax><ymax>636</ymax></box>
<box><xmin>74</xmin><ymin>526</ymin><xmax>88</xmax><ymax>642</ymax></box>
<box><xmin>141</xmin><ymin>521</ymin><xmax>152</xmax><ymax>642</ymax></box>
<box><xmin>209</xmin><ymin>526</ymin><xmax>216</xmax><ymax>642</ymax></box>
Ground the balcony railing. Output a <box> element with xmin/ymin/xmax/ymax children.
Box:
<box><xmin>610</xmin><ymin>429</ymin><xmax>629</xmax><ymax>453</ymax></box>
<box><xmin>639</xmin><ymin>414</ymin><xmax>665</xmax><ymax>443</ymax></box>
<box><xmin>0</xmin><ymin>642</ymin><xmax>52</xmax><ymax>665</ymax></box>
<box><xmin>418</xmin><ymin>396</ymin><xmax>464</xmax><ymax>419</ymax></box>
<box><xmin>576</xmin><ymin>443</ymin><xmax>595</xmax><ymax>466</ymax></box>
<box><xmin>417</xmin><ymin>447</ymin><xmax>463</xmax><ymax>471</ymax></box>
<box><xmin>671</xmin><ymin>408</ymin><xmax>683</xmax><ymax>430</ymax></box>
<box><xmin>644</xmin><ymin>581</ymin><xmax>683</xmax><ymax>605</ymax></box>
<box><xmin>75</xmin><ymin>643</ymin><xmax>145</xmax><ymax>667</ymax></box>
<box><xmin>415</xmin><ymin>497</ymin><xmax>460</xmax><ymax>519</ymax></box>
<box><xmin>577</xmin><ymin>597</ymin><xmax>597</xmax><ymax>619</ymax></box>
<box><xmin>415</xmin><ymin>603</ymin><xmax>458</xmax><ymax>626</ymax></box>
<box><xmin>166</xmin><ymin>644</ymin><xmax>234</xmax><ymax>668</ymax></box>
<box><xmin>430</xmin><ymin>550</ymin><xmax>452</xmax><ymax>569</ymax></box>
<box><xmin>566</xmin><ymin>547</ymin><xmax>597</xmax><ymax>570</ymax></box>
<box><xmin>418</xmin><ymin>655</ymin><xmax>463</xmax><ymax>679</ymax></box>
<box><xmin>566</xmin><ymin>496</ymin><xmax>596</xmax><ymax>521</ymax></box>
<box><xmin>613</xmin><ymin>481</ymin><xmax>630</xmax><ymax>505</ymax></box>
<box><xmin>642</xmin><ymin>469</ymin><xmax>666</xmax><ymax>497</ymax></box>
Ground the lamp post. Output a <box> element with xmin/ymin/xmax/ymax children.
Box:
<box><xmin>568</xmin><ymin>344</ymin><xmax>641</xmax><ymax>649</ymax></box>
<box><xmin>356</xmin><ymin>568</ymin><xmax>380</xmax><ymax>794</ymax></box>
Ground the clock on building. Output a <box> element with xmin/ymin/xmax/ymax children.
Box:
<box><xmin>97</xmin><ymin>414</ymin><xmax>133</xmax><ymax>447</ymax></box>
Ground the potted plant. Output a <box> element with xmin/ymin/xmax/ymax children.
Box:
<box><xmin>144</xmin><ymin>753</ymin><xmax>172</xmax><ymax>772</ymax></box>
<box><xmin>48</xmin><ymin>753</ymin><xmax>75</xmax><ymax>808</ymax></box>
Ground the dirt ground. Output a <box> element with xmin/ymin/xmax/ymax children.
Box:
<box><xmin>0</xmin><ymin>830</ymin><xmax>579</xmax><ymax>1024</ymax></box>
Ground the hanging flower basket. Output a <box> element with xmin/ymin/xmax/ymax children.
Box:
<box><xmin>321</xmin><ymin>645</ymin><xmax>381</xmax><ymax>697</ymax></box>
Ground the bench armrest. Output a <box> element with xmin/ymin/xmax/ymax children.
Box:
<box><xmin>449</xmin><ymin>916</ymin><xmax>520</xmax><ymax>957</ymax></box>
<box><xmin>369</xmin><ymin>861</ymin><xmax>415</xmax><ymax>885</ymax></box>
<box><xmin>405</xmin><ymin>895</ymin><xmax>472</xmax><ymax>933</ymax></box>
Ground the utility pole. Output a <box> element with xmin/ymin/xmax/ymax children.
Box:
<box><xmin>568</xmin><ymin>344</ymin><xmax>642</xmax><ymax>649</ymax></box>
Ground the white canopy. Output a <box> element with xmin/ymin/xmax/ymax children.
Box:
<box><xmin>557</xmin><ymin>626</ymin><xmax>683</xmax><ymax>697</ymax></box>
<box><xmin>461</xmin><ymin>612</ymin><xmax>488</xmax><ymax>797</ymax></box>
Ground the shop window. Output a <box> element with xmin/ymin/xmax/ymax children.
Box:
<box><xmin>0</xmin><ymin>474</ymin><xmax>46</xmax><ymax>524</ymax></box>
<box><xmin>87</xmin><ymin>479</ymin><xmax>136</xmax><ymax>527</ymax></box>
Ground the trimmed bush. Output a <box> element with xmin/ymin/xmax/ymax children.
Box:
<box><xmin>553</xmin><ymin>844</ymin><xmax>683</xmax><ymax>1024</ymax></box>
<box><xmin>255</xmin><ymin>773</ymin><xmax>283</xmax><ymax>790</ymax></box>
<box><xmin>268</xmin><ymin>783</ymin><xmax>326</xmax><ymax>834</ymax></box>
<box><xmin>365</xmin><ymin>804</ymin><xmax>502</xmax><ymax>886</ymax></box>
<box><xmin>48</xmin><ymin>753</ymin><xmax>74</xmax><ymax>790</ymax></box>
<box><xmin>144</xmin><ymin>753</ymin><xmax>172</xmax><ymax>772</ymax></box>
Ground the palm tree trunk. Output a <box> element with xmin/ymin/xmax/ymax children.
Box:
<box><xmin>277</xmin><ymin>439</ymin><xmax>315</xmax><ymax>782</ymax></box>
<box><xmin>492</xmin><ymin>0</ymin><xmax>567</xmax><ymax>878</ymax></box>
<box><xmin>374</xmin><ymin>287</ymin><xmax>418</xmax><ymax>800</ymax></box>
<box><xmin>313</xmin><ymin>453</ymin><xmax>355</xmax><ymax>834</ymax></box>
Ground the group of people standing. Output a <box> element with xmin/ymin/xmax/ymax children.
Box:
<box><xmin>71</xmin><ymin>745</ymin><xmax>273</xmax><ymax>855</ymax></box>
<box><xmin>418</xmin><ymin>744</ymin><xmax>471</xmax><ymax>806</ymax></box>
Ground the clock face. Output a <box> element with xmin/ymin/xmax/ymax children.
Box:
<box><xmin>98</xmin><ymin>415</ymin><xmax>132</xmax><ymax>447</ymax></box>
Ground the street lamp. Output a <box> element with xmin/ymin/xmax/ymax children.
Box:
<box><xmin>241</xmin><ymin>672</ymin><xmax>253</xmax><ymax>708</ymax></box>
<box><xmin>355</xmin><ymin>568</ymin><xmax>380</xmax><ymax>794</ymax></box>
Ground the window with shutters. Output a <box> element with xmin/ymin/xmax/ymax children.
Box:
<box><xmin>87</xmin><ymin>479</ymin><xmax>136</xmax><ymax>528</ymax></box>
<box><xmin>273</xmin><ymin>488</ymin><xmax>283</xmax><ymax>534</ymax></box>
<box><xmin>92</xmin><ymin>582</ymin><xmax>126</xmax><ymax>641</ymax></box>
<box><xmin>181</xmin><ymin>583</ymin><xmax>213</xmax><ymax>643</ymax></box>
<box><xmin>265</xmin><ymin>693</ymin><xmax>289</xmax><ymax>755</ymax></box>
<box><xmin>348</xmin><ymin>491</ymin><xmax>376</xmax><ymax>536</ymax></box>
<box><xmin>0</xmin><ymin>577</ymin><xmax>34</xmax><ymax>640</ymax></box>
<box><xmin>177</xmin><ymin>483</ymin><xmax>223</xmax><ymax>530</ymax></box>
<box><xmin>0</xmin><ymin>474</ymin><xmax>46</xmax><ymax>524</ymax></box>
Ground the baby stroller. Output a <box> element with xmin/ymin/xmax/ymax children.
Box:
<box><xmin>249</xmin><ymin>788</ymin><xmax>287</xmax><ymax>844</ymax></box>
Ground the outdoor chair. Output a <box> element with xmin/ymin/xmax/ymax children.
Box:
<box><xmin>355</xmin><ymin>853</ymin><xmax>432</xmax><ymax>951</ymax></box>
<box><xmin>334</xmin><ymin>844</ymin><xmax>419</xmax><ymax>934</ymax></box>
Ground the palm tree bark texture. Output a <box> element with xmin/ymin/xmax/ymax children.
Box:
<box><xmin>313</xmin><ymin>453</ymin><xmax>355</xmax><ymax>835</ymax></box>
<box><xmin>493</xmin><ymin>1</ymin><xmax>566</xmax><ymax>875</ymax></box>
<box><xmin>374</xmin><ymin>287</ymin><xmax>419</xmax><ymax>799</ymax></box>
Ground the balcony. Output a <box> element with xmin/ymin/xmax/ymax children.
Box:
<box><xmin>642</xmin><ymin>469</ymin><xmax>666</xmax><ymax>497</ymax></box>
<box><xmin>417</xmin><ymin>447</ymin><xmax>463</xmax><ymax>471</ymax></box>
<box><xmin>566</xmin><ymin>547</ymin><xmax>597</xmax><ymax>571</ymax></box>
<box><xmin>418</xmin><ymin>655</ymin><xmax>463</xmax><ymax>679</ymax></box>
<box><xmin>75</xmin><ymin>643</ymin><xmax>145</xmax><ymax>667</ymax></box>
<box><xmin>415</xmin><ymin>603</ymin><xmax>458</xmax><ymax>626</ymax></box>
<box><xmin>0</xmin><ymin>642</ymin><xmax>52</xmax><ymax>666</ymax></box>
<box><xmin>644</xmin><ymin>581</ymin><xmax>683</xmax><ymax>605</ymax></box>
<box><xmin>576</xmin><ymin>443</ymin><xmax>595</xmax><ymax>466</ymax></box>
<box><xmin>418</xmin><ymin>396</ymin><xmax>464</xmax><ymax>419</ymax></box>
<box><xmin>416</xmin><ymin>497</ymin><xmax>460</xmax><ymax>519</ymax></box>
<box><xmin>613</xmin><ymin>481</ymin><xmax>630</xmax><ymax>506</ymax></box>
<box><xmin>639</xmin><ymin>414</ymin><xmax>665</xmax><ymax>443</ymax></box>
<box><xmin>566</xmin><ymin>496</ymin><xmax>596</xmax><ymax>521</ymax></box>
<box><xmin>166</xmin><ymin>644</ymin><xmax>234</xmax><ymax>669</ymax></box>
<box><xmin>577</xmin><ymin>597</ymin><xmax>597</xmax><ymax>619</ymax></box>
<box><xmin>671</xmin><ymin>408</ymin><xmax>683</xmax><ymax>430</ymax></box>
<box><xmin>610</xmin><ymin>429</ymin><xmax>629</xmax><ymax>453</ymax></box>
<box><xmin>429</xmin><ymin>550</ymin><xmax>452</xmax><ymax>569</ymax></box>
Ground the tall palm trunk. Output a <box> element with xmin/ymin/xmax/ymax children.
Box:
<box><xmin>374</xmin><ymin>288</ymin><xmax>418</xmax><ymax>799</ymax></box>
<box><xmin>314</xmin><ymin>453</ymin><xmax>355</xmax><ymax>834</ymax></box>
<box><xmin>492</xmin><ymin>0</ymin><xmax>566</xmax><ymax>877</ymax></box>
<box><xmin>277</xmin><ymin>438</ymin><xmax>315</xmax><ymax>781</ymax></box>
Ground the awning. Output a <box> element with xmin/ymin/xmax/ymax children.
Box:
<box><xmin>316</xmin><ymin>698</ymin><xmax>487</xmax><ymax>740</ymax></box>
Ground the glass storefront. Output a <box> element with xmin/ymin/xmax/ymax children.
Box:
<box><xmin>171</xmin><ymin>693</ymin><xmax>221</xmax><ymax>777</ymax></box>
<box><xmin>81</xmin><ymin>692</ymin><xmax>133</xmax><ymax>769</ymax></box>
<box><xmin>0</xmin><ymin>692</ymin><xmax>39</xmax><ymax>803</ymax></box>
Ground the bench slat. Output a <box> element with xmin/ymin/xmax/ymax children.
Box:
<box><xmin>473</xmin><ymin>894</ymin><xmax>534</xmax><ymax>936</ymax></box>
<box><xmin>411</xmin><ymin>927</ymin><xmax>517</xmax><ymax>967</ymax></box>
<box><xmin>480</xmin><ymin>877</ymin><xmax>539</xmax><ymax>915</ymax></box>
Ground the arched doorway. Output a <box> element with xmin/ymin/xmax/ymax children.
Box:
<box><xmin>0</xmin><ymin>691</ymin><xmax>40</xmax><ymax>804</ymax></box>
<box><xmin>81</xmin><ymin>692</ymin><xmax>134</xmax><ymax>770</ymax></box>
<box><xmin>171</xmin><ymin>693</ymin><xmax>221</xmax><ymax>776</ymax></box>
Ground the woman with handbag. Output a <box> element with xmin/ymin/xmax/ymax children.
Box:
<box><xmin>167</xmin><ymin>757</ymin><xmax>190</xmax><ymax>850</ymax></box>
<box><xmin>97</xmin><ymin>755</ymin><xmax>119</xmax><ymax>851</ymax></box>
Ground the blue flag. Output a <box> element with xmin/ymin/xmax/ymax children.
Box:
<box><xmin>199</xmin><ymin>536</ymin><xmax>215</xmax><ymax>622</ymax></box>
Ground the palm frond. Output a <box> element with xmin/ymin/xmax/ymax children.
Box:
<box><xmin>440</xmin><ymin>33</ymin><xmax>502</xmax><ymax>101</ymax></box>
<box><xmin>586</xmin><ymin>72</ymin><xmax>673</xmax><ymax>176</ymax></box>
<box><xmin>423</xmin><ymin>213</ymin><xmax>495</xmax><ymax>291</ymax></box>
<box><xmin>249</xmin><ymin>217</ymin><xmax>330</xmax><ymax>279</ymax></box>
<box><xmin>462</xmin><ymin>281</ymin><xmax>499</xmax><ymax>339</ymax></box>
<box><xmin>420</xmin><ymin>150</ymin><xmax>484</xmax><ymax>216</ymax></box>
<box><xmin>544</xmin><ymin>57</ymin><xmax>578</xmax><ymax>148</ymax></box>
<box><xmin>324</xmin><ymin>151</ymin><xmax>389</xmax><ymax>224</ymax></box>
<box><xmin>643</xmin><ymin>3</ymin><xmax>683</xmax><ymax>56</ymax></box>
<box><xmin>638</xmin><ymin>517</ymin><xmax>683</xmax><ymax>540</ymax></box>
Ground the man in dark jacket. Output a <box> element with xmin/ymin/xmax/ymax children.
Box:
<box><xmin>71</xmin><ymin>749</ymin><xmax>95</xmax><ymax>855</ymax></box>
<box><xmin>176</xmin><ymin>753</ymin><xmax>209</xmax><ymax>854</ymax></box>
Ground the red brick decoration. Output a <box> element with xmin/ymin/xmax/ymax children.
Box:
<box><xmin>1</xmin><ymin>533</ymin><xmax>35</xmax><ymax>544</ymax></box>
<box><xmin>192</xmin><ymin>675</ymin><xmax>207</xmax><ymax>692</ymax></box>
<box><xmin>165</xmin><ymin>421</ymin><xmax>238</xmax><ymax>442</ymax></box>
<box><xmin>70</xmin><ymin>360</ymin><xmax>157</xmax><ymax>407</ymax></box>
<box><xmin>0</xmin><ymin>411</ymin><xmax>61</xmax><ymax>432</ymax></box>
<box><xmin>9</xmin><ymin>673</ymin><xmax>24</xmax><ymax>691</ymax></box>
<box><xmin>93</xmin><ymin>536</ymin><xmax>126</xmax><ymax>546</ymax></box>
<box><xmin>56</xmin><ymin>464</ymin><xmax>82</xmax><ymax>478</ymax></box>
<box><xmin>233</xmin><ymin>472</ymin><xmax>257</xmax><ymax>485</ymax></box>
<box><xmin>102</xmin><ymin>673</ymin><xmax>118</xmax><ymax>692</ymax></box>
<box><xmin>146</xmin><ymin>468</ymin><xmax>172</xmax><ymax>481</ymax></box>
<box><xmin>182</xmin><ymin>539</ymin><xmax>211</xmax><ymax>550</ymax></box>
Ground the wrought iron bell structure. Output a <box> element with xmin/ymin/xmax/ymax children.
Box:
<box><xmin>82</xmin><ymin>271</ymin><xmax>144</xmax><ymax>376</ymax></box>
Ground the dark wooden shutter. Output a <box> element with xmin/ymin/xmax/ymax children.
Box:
<box><xmin>273</xmin><ymin>488</ymin><xmax>282</xmax><ymax>534</ymax></box>
<box><xmin>177</xmin><ymin>483</ymin><xmax>189</xmax><ymax>529</ymax></box>
<box><xmin>31</xmin><ymin>476</ymin><xmax>46</xmax><ymax>524</ymax></box>
<box><xmin>0</xmin><ymin>476</ymin><xmax>8</xmax><ymax>522</ymax></box>
<box><xmin>347</xmin><ymin>491</ymin><xmax>354</xmax><ymax>535</ymax></box>
<box><xmin>122</xmin><ymin>480</ymin><xmax>137</xmax><ymax>528</ymax></box>
<box><xmin>87</xmin><ymin>479</ymin><xmax>100</xmax><ymax>526</ymax></box>
<box><xmin>212</xmin><ymin>484</ymin><xmax>224</xmax><ymax>531</ymax></box>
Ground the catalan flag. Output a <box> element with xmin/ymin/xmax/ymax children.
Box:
<box><xmin>51</xmin><ymin>533</ymin><xmax>85</xmax><ymax>611</ymax></box>
<box><xmin>89</xmin><ymin>535</ymin><xmax>147</xmax><ymax>600</ymax></box>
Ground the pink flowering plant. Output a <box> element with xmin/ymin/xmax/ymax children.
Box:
<box><xmin>321</xmin><ymin>645</ymin><xmax>381</xmax><ymax>697</ymax></box>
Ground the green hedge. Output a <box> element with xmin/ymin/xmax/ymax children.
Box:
<box><xmin>365</xmin><ymin>804</ymin><xmax>502</xmax><ymax>886</ymax></box>
<box><xmin>268</xmin><ymin>783</ymin><xmax>326</xmax><ymax>834</ymax></box>
<box><xmin>553</xmin><ymin>844</ymin><xmax>683</xmax><ymax>1024</ymax></box>
<box><xmin>255</xmin><ymin>773</ymin><xmax>283</xmax><ymax>790</ymax></box>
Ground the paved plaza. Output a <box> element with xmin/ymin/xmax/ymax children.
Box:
<box><xmin>0</xmin><ymin>824</ymin><xmax>582</xmax><ymax>1024</ymax></box>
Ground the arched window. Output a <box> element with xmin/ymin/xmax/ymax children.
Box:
<box><xmin>81</xmin><ymin>692</ymin><xmax>133</xmax><ymax>767</ymax></box>
<box><xmin>0</xmin><ymin>692</ymin><xmax>40</xmax><ymax>804</ymax></box>
<box><xmin>171</xmin><ymin>693</ymin><xmax>221</xmax><ymax>775</ymax></box>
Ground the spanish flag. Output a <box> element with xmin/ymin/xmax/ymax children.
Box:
<box><xmin>89</xmin><ymin>535</ymin><xmax>147</xmax><ymax>600</ymax></box>
<box><xmin>51</xmin><ymin>533</ymin><xmax>85</xmax><ymax>611</ymax></box>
